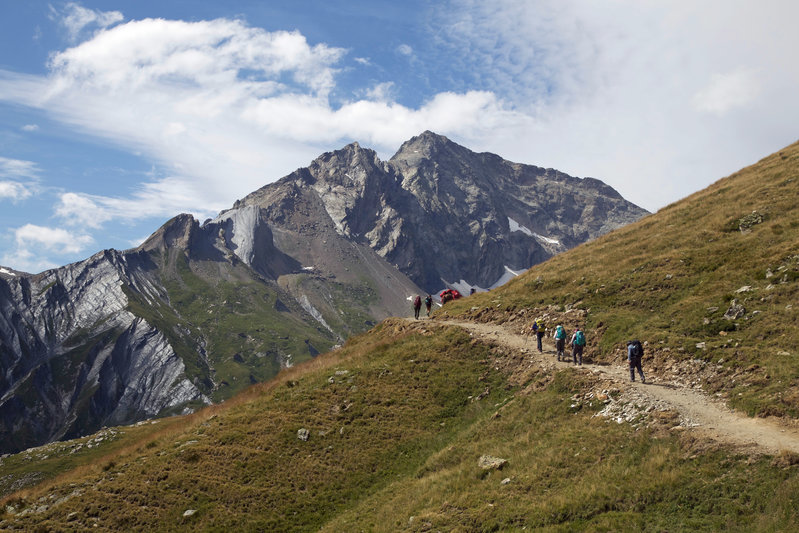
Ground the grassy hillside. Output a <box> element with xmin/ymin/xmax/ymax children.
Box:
<box><xmin>2</xmin><ymin>319</ymin><xmax>799</xmax><ymax>531</ymax></box>
<box><xmin>2</xmin><ymin>142</ymin><xmax>799</xmax><ymax>531</ymax></box>
<box><xmin>444</xmin><ymin>140</ymin><xmax>799</xmax><ymax>418</ymax></box>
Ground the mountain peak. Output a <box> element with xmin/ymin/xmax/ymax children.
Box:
<box><xmin>390</xmin><ymin>130</ymin><xmax>462</xmax><ymax>166</ymax></box>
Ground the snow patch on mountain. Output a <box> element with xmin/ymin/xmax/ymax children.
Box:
<box><xmin>508</xmin><ymin>217</ymin><xmax>533</xmax><ymax>237</ymax></box>
<box><xmin>508</xmin><ymin>217</ymin><xmax>562</xmax><ymax>246</ymax></box>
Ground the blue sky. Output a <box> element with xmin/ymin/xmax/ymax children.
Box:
<box><xmin>1</xmin><ymin>1</ymin><xmax>798</xmax><ymax>273</ymax></box>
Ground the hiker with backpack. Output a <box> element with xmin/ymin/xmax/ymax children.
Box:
<box><xmin>553</xmin><ymin>324</ymin><xmax>567</xmax><ymax>361</ymax></box>
<box><xmin>627</xmin><ymin>340</ymin><xmax>646</xmax><ymax>383</ymax></box>
<box><xmin>531</xmin><ymin>317</ymin><xmax>546</xmax><ymax>352</ymax></box>
<box><xmin>424</xmin><ymin>294</ymin><xmax>432</xmax><ymax>317</ymax></box>
<box><xmin>570</xmin><ymin>327</ymin><xmax>586</xmax><ymax>365</ymax></box>
<box><xmin>413</xmin><ymin>295</ymin><xmax>422</xmax><ymax>320</ymax></box>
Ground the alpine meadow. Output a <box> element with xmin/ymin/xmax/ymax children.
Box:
<box><xmin>1</xmin><ymin>137</ymin><xmax>799</xmax><ymax>531</ymax></box>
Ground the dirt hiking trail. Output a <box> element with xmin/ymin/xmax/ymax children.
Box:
<box><xmin>435</xmin><ymin>318</ymin><xmax>799</xmax><ymax>456</ymax></box>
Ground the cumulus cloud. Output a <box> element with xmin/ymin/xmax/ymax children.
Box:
<box><xmin>53</xmin><ymin>2</ymin><xmax>124</xmax><ymax>41</ymax></box>
<box><xmin>0</xmin><ymin>13</ymin><xmax>517</xmax><ymax>232</ymax></box>
<box><xmin>14</xmin><ymin>224</ymin><xmax>93</xmax><ymax>255</ymax></box>
<box><xmin>0</xmin><ymin>182</ymin><xmax>32</xmax><ymax>202</ymax></box>
<box><xmin>3</xmin><ymin>224</ymin><xmax>94</xmax><ymax>272</ymax></box>
<box><xmin>54</xmin><ymin>192</ymin><xmax>112</xmax><ymax>229</ymax></box>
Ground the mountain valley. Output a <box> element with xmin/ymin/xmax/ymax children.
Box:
<box><xmin>0</xmin><ymin>132</ymin><xmax>644</xmax><ymax>454</ymax></box>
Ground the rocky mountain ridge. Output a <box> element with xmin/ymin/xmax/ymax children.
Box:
<box><xmin>0</xmin><ymin>131</ymin><xmax>646</xmax><ymax>453</ymax></box>
<box><xmin>234</xmin><ymin>131</ymin><xmax>647</xmax><ymax>292</ymax></box>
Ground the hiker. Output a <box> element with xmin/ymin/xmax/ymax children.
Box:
<box><xmin>413</xmin><ymin>295</ymin><xmax>422</xmax><ymax>319</ymax></box>
<box><xmin>470</xmin><ymin>287</ymin><xmax>476</xmax><ymax>295</ymax></box>
<box><xmin>553</xmin><ymin>324</ymin><xmax>567</xmax><ymax>361</ymax></box>
<box><xmin>570</xmin><ymin>327</ymin><xmax>586</xmax><ymax>365</ymax></box>
<box><xmin>531</xmin><ymin>317</ymin><xmax>546</xmax><ymax>352</ymax></box>
<box><xmin>424</xmin><ymin>294</ymin><xmax>432</xmax><ymax>317</ymax></box>
<box><xmin>627</xmin><ymin>340</ymin><xmax>646</xmax><ymax>383</ymax></box>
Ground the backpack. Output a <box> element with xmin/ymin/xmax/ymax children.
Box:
<box><xmin>555</xmin><ymin>325</ymin><xmax>565</xmax><ymax>339</ymax></box>
<box><xmin>424</xmin><ymin>296</ymin><xmax>432</xmax><ymax>306</ymax></box>
<box><xmin>413</xmin><ymin>296</ymin><xmax>421</xmax><ymax>307</ymax></box>
<box><xmin>574</xmin><ymin>330</ymin><xmax>585</xmax><ymax>346</ymax></box>
<box><xmin>631</xmin><ymin>340</ymin><xmax>643</xmax><ymax>358</ymax></box>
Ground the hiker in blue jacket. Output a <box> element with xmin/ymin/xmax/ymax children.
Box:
<box><xmin>553</xmin><ymin>324</ymin><xmax>567</xmax><ymax>361</ymax></box>
<box><xmin>627</xmin><ymin>340</ymin><xmax>646</xmax><ymax>383</ymax></box>
<box><xmin>570</xmin><ymin>327</ymin><xmax>586</xmax><ymax>365</ymax></box>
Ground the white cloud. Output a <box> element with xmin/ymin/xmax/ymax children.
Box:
<box><xmin>0</xmin><ymin>248</ymin><xmax>57</xmax><ymax>274</ymax></box>
<box><xmin>12</xmin><ymin>224</ymin><xmax>93</xmax><ymax>258</ymax></box>
<box><xmin>21</xmin><ymin>124</ymin><xmax>39</xmax><ymax>132</ymax></box>
<box><xmin>363</xmin><ymin>82</ymin><xmax>395</xmax><ymax>102</ymax></box>
<box><xmin>0</xmin><ymin>181</ymin><xmax>32</xmax><ymax>202</ymax></box>
<box><xmin>0</xmin><ymin>16</ymin><xmax>514</xmax><ymax>230</ymax></box>
<box><xmin>431</xmin><ymin>0</ymin><xmax>799</xmax><ymax>211</ymax></box>
<box><xmin>397</xmin><ymin>44</ymin><xmax>413</xmax><ymax>56</ymax></box>
<box><xmin>692</xmin><ymin>68</ymin><xmax>760</xmax><ymax>115</ymax></box>
<box><xmin>0</xmin><ymin>0</ymin><xmax>797</xmax><ymax>244</ymax></box>
<box><xmin>0</xmin><ymin>156</ymin><xmax>40</xmax><ymax>180</ymax></box>
<box><xmin>54</xmin><ymin>192</ymin><xmax>112</xmax><ymax>229</ymax></box>
<box><xmin>54</xmin><ymin>2</ymin><xmax>124</xmax><ymax>42</ymax></box>
<box><xmin>0</xmin><ymin>157</ymin><xmax>40</xmax><ymax>202</ymax></box>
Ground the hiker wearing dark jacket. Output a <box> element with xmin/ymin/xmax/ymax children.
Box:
<box><xmin>413</xmin><ymin>295</ymin><xmax>422</xmax><ymax>319</ymax></box>
<box><xmin>570</xmin><ymin>327</ymin><xmax>585</xmax><ymax>365</ymax></box>
<box><xmin>627</xmin><ymin>340</ymin><xmax>646</xmax><ymax>382</ymax></box>
<box><xmin>424</xmin><ymin>294</ymin><xmax>432</xmax><ymax>317</ymax></box>
<box><xmin>553</xmin><ymin>324</ymin><xmax>567</xmax><ymax>361</ymax></box>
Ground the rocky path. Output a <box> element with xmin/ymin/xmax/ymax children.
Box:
<box><xmin>438</xmin><ymin>318</ymin><xmax>799</xmax><ymax>456</ymax></box>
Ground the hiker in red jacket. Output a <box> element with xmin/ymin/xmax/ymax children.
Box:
<box><xmin>413</xmin><ymin>295</ymin><xmax>422</xmax><ymax>319</ymax></box>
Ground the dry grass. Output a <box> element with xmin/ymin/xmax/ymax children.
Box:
<box><xmin>441</xmin><ymin>140</ymin><xmax>799</xmax><ymax>417</ymax></box>
<box><xmin>2</xmin><ymin>320</ymin><xmax>799</xmax><ymax>531</ymax></box>
<box><xmin>3</xmin><ymin>142</ymin><xmax>799</xmax><ymax>531</ymax></box>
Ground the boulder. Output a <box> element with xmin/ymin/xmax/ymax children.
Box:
<box><xmin>478</xmin><ymin>455</ymin><xmax>508</xmax><ymax>470</ymax></box>
<box><xmin>724</xmin><ymin>299</ymin><xmax>745</xmax><ymax>320</ymax></box>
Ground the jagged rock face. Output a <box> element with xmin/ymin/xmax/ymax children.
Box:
<box><xmin>0</xmin><ymin>131</ymin><xmax>646</xmax><ymax>453</ymax></box>
<box><xmin>0</xmin><ymin>200</ymin><xmax>421</xmax><ymax>454</ymax></box>
<box><xmin>0</xmin><ymin>250</ymin><xmax>209</xmax><ymax>453</ymax></box>
<box><xmin>240</xmin><ymin>131</ymin><xmax>648</xmax><ymax>293</ymax></box>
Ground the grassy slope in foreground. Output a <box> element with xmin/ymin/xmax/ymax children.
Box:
<box><xmin>444</xmin><ymin>140</ymin><xmax>799</xmax><ymax>418</ymax></box>
<box><xmin>2</xmin><ymin>319</ymin><xmax>799</xmax><ymax>531</ymax></box>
